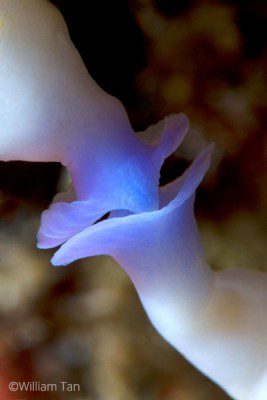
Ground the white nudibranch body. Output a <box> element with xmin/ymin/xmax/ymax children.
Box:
<box><xmin>1</xmin><ymin>2</ymin><xmax>266</xmax><ymax>400</ymax></box>
<box><xmin>0</xmin><ymin>0</ymin><xmax>187</xmax><ymax>215</ymax></box>
<box><xmin>51</xmin><ymin>144</ymin><xmax>267</xmax><ymax>400</ymax></box>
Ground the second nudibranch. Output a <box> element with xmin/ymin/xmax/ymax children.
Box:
<box><xmin>0</xmin><ymin>0</ymin><xmax>187</xmax><ymax>217</ymax></box>
<box><xmin>51</xmin><ymin>145</ymin><xmax>267</xmax><ymax>400</ymax></box>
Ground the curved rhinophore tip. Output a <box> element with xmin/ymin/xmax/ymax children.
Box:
<box><xmin>160</xmin><ymin>143</ymin><xmax>214</xmax><ymax>209</ymax></box>
<box><xmin>156</xmin><ymin>113</ymin><xmax>190</xmax><ymax>159</ymax></box>
<box><xmin>141</xmin><ymin>113</ymin><xmax>189</xmax><ymax>161</ymax></box>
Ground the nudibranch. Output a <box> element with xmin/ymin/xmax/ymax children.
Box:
<box><xmin>51</xmin><ymin>144</ymin><xmax>267</xmax><ymax>400</ymax></box>
<box><xmin>0</xmin><ymin>0</ymin><xmax>187</xmax><ymax>220</ymax></box>
<box><xmin>2</xmin><ymin>2</ymin><xmax>266</xmax><ymax>400</ymax></box>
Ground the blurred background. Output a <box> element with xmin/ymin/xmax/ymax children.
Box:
<box><xmin>0</xmin><ymin>0</ymin><xmax>266</xmax><ymax>399</ymax></box>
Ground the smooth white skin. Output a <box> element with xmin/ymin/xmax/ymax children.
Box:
<box><xmin>51</xmin><ymin>146</ymin><xmax>267</xmax><ymax>400</ymax></box>
<box><xmin>2</xmin><ymin>2</ymin><xmax>266</xmax><ymax>399</ymax></box>
<box><xmin>0</xmin><ymin>0</ymin><xmax>188</xmax><ymax>213</ymax></box>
